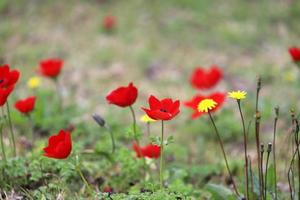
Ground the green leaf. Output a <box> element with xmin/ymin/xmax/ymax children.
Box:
<box><xmin>205</xmin><ymin>183</ymin><xmax>234</xmax><ymax>200</ymax></box>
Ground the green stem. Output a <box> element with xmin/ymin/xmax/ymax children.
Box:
<box><xmin>54</xmin><ymin>79</ymin><xmax>63</xmax><ymax>111</ymax></box>
<box><xmin>160</xmin><ymin>120</ymin><xmax>164</xmax><ymax>189</ymax></box>
<box><xmin>129</xmin><ymin>106</ymin><xmax>146</xmax><ymax>181</ymax></box>
<box><xmin>26</xmin><ymin>114</ymin><xmax>34</xmax><ymax>145</ymax></box>
<box><xmin>208</xmin><ymin>111</ymin><xmax>239</xmax><ymax>196</ymax></box>
<box><xmin>237</xmin><ymin>100</ymin><xmax>249</xmax><ymax>200</ymax></box>
<box><xmin>265</xmin><ymin>147</ymin><xmax>271</xmax><ymax>200</ymax></box>
<box><xmin>6</xmin><ymin>102</ymin><xmax>16</xmax><ymax>157</ymax></box>
<box><xmin>0</xmin><ymin>123</ymin><xmax>6</xmax><ymax>163</ymax></box>
<box><xmin>76</xmin><ymin>165</ymin><xmax>93</xmax><ymax>194</ymax></box>
<box><xmin>107</xmin><ymin>126</ymin><xmax>116</xmax><ymax>153</ymax></box>
<box><xmin>273</xmin><ymin>108</ymin><xmax>279</xmax><ymax>200</ymax></box>
<box><xmin>147</xmin><ymin>122</ymin><xmax>150</xmax><ymax>137</ymax></box>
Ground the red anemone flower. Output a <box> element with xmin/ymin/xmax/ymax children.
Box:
<box><xmin>0</xmin><ymin>64</ymin><xmax>20</xmax><ymax>88</ymax></box>
<box><xmin>103</xmin><ymin>15</ymin><xmax>116</xmax><ymax>30</ymax></box>
<box><xmin>184</xmin><ymin>92</ymin><xmax>226</xmax><ymax>119</ymax></box>
<box><xmin>106</xmin><ymin>82</ymin><xmax>138</xmax><ymax>107</ymax></box>
<box><xmin>289</xmin><ymin>47</ymin><xmax>300</xmax><ymax>63</ymax></box>
<box><xmin>43</xmin><ymin>130</ymin><xmax>72</xmax><ymax>159</ymax></box>
<box><xmin>14</xmin><ymin>96</ymin><xmax>36</xmax><ymax>114</ymax></box>
<box><xmin>0</xmin><ymin>86</ymin><xmax>14</xmax><ymax>106</ymax></box>
<box><xmin>39</xmin><ymin>58</ymin><xmax>63</xmax><ymax>78</ymax></box>
<box><xmin>133</xmin><ymin>143</ymin><xmax>161</xmax><ymax>159</ymax></box>
<box><xmin>142</xmin><ymin>95</ymin><xmax>180</xmax><ymax>121</ymax></box>
<box><xmin>190</xmin><ymin>65</ymin><xmax>222</xmax><ymax>89</ymax></box>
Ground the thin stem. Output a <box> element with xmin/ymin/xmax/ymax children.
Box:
<box><xmin>147</xmin><ymin>122</ymin><xmax>150</xmax><ymax>137</ymax></box>
<box><xmin>160</xmin><ymin>120</ymin><xmax>164</xmax><ymax>189</ymax></box>
<box><xmin>129</xmin><ymin>106</ymin><xmax>139</xmax><ymax>145</ymax></box>
<box><xmin>265</xmin><ymin>147</ymin><xmax>271</xmax><ymax>200</ymax></box>
<box><xmin>0</xmin><ymin>123</ymin><xmax>6</xmax><ymax>163</ymax></box>
<box><xmin>255</xmin><ymin>111</ymin><xmax>263</xmax><ymax>199</ymax></box>
<box><xmin>208</xmin><ymin>111</ymin><xmax>239</xmax><ymax>196</ymax></box>
<box><xmin>273</xmin><ymin>108</ymin><xmax>279</xmax><ymax>200</ymax></box>
<box><xmin>106</xmin><ymin>126</ymin><xmax>116</xmax><ymax>153</ymax></box>
<box><xmin>129</xmin><ymin>106</ymin><xmax>146</xmax><ymax>181</ymax></box>
<box><xmin>76</xmin><ymin>166</ymin><xmax>93</xmax><ymax>194</ymax></box>
<box><xmin>260</xmin><ymin>144</ymin><xmax>265</xmax><ymax>200</ymax></box>
<box><xmin>237</xmin><ymin>100</ymin><xmax>249</xmax><ymax>200</ymax></box>
<box><xmin>26</xmin><ymin>114</ymin><xmax>34</xmax><ymax>144</ymax></box>
<box><xmin>6</xmin><ymin>102</ymin><xmax>16</xmax><ymax>157</ymax></box>
<box><xmin>54</xmin><ymin>79</ymin><xmax>63</xmax><ymax>111</ymax></box>
<box><xmin>248</xmin><ymin>155</ymin><xmax>254</xmax><ymax>195</ymax></box>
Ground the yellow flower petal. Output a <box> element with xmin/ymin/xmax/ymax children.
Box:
<box><xmin>140</xmin><ymin>114</ymin><xmax>156</xmax><ymax>123</ymax></box>
<box><xmin>228</xmin><ymin>90</ymin><xmax>247</xmax><ymax>100</ymax></box>
<box><xmin>27</xmin><ymin>76</ymin><xmax>41</xmax><ymax>89</ymax></box>
<box><xmin>197</xmin><ymin>99</ymin><xmax>217</xmax><ymax>113</ymax></box>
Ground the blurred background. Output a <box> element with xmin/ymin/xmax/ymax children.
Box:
<box><xmin>1</xmin><ymin>0</ymin><xmax>300</xmax><ymax>195</ymax></box>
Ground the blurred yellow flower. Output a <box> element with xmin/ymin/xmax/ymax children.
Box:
<box><xmin>228</xmin><ymin>90</ymin><xmax>247</xmax><ymax>100</ymax></box>
<box><xmin>27</xmin><ymin>76</ymin><xmax>41</xmax><ymax>89</ymax></box>
<box><xmin>140</xmin><ymin>114</ymin><xmax>156</xmax><ymax>123</ymax></box>
<box><xmin>197</xmin><ymin>99</ymin><xmax>217</xmax><ymax>113</ymax></box>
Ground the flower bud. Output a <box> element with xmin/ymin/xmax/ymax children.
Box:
<box><xmin>92</xmin><ymin>113</ymin><xmax>106</xmax><ymax>127</ymax></box>
<box><xmin>260</xmin><ymin>143</ymin><xmax>264</xmax><ymax>153</ymax></box>
<box><xmin>267</xmin><ymin>143</ymin><xmax>272</xmax><ymax>153</ymax></box>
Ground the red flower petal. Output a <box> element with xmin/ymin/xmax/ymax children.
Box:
<box><xmin>190</xmin><ymin>65</ymin><xmax>222</xmax><ymax>89</ymax></box>
<box><xmin>106</xmin><ymin>82</ymin><xmax>138</xmax><ymax>107</ymax></box>
<box><xmin>142</xmin><ymin>95</ymin><xmax>180</xmax><ymax>121</ymax></box>
<box><xmin>14</xmin><ymin>96</ymin><xmax>36</xmax><ymax>114</ymax></box>
<box><xmin>289</xmin><ymin>47</ymin><xmax>300</xmax><ymax>62</ymax></box>
<box><xmin>43</xmin><ymin>130</ymin><xmax>72</xmax><ymax>159</ymax></box>
<box><xmin>184</xmin><ymin>92</ymin><xmax>226</xmax><ymax>119</ymax></box>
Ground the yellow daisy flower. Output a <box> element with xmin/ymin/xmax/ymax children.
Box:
<box><xmin>27</xmin><ymin>76</ymin><xmax>41</xmax><ymax>89</ymax></box>
<box><xmin>197</xmin><ymin>99</ymin><xmax>217</xmax><ymax>113</ymax></box>
<box><xmin>140</xmin><ymin>114</ymin><xmax>156</xmax><ymax>123</ymax></box>
<box><xmin>228</xmin><ymin>90</ymin><xmax>247</xmax><ymax>100</ymax></box>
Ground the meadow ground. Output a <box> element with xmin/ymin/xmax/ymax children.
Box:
<box><xmin>1</xmin><ymin>0</ymin><xmax>300</xmax><ymax>199</ymax></box>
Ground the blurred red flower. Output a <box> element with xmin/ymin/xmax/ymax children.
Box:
<box><xmin>142</xmin><ymin>95</ymin><xmax>180</xmax><ymax>121</ymax></box>
<box><xmin>106</xmin><ymin>82</ymin><xmax>138</xmax><ymax>107</ymax></box>
<box><xmin>190</xmin><ymin>65</ymin><xmax>222</xmax><ymax>89</ymax></box>
<box><xmin>289</xmin><ymin>47</ymin><xmax>300</xmax><ymax>62</ymax></box>
<box><xmin>0</xmin><ymin>86</ymin><xmax>14</xmax><ymax>106</ymax></box>
<box><xmin>0</xmin><ymin>64</ymin><xmax>20</xmax><ymax>88</ymax></box>
<box><xmin>43</xmin><ymin>130</ymin><xmax>72</xmax><ymax>159</ymax></box>
<box><xmin>184</xmin><ymin>92</ymin><xmax>226</xmax><ymax>119</ymax></box>
<box><xmin>103</xmin><ymin>15</ymin><xmax>116</xmax><ymax>30</ymax></box>
<box><xmin>39</xmin><ymin>58</ymin><xmax>63</xmax><ymax>78</ymax></box>
<box><xmin>133</xmin><ymin>143</ymin><xmax>161</xmax><ymax>159</ymax></box>
<box><xmin>14</xmin><ymin>96</ymin><xmax>36</xmax><ymax>114</ymax></box>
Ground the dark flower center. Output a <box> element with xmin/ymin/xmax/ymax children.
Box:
<box><xmin>160</xmin><ymin>108</ymin><xmax>167</xmax><ymax>112</ymax></box>
<box><xmin>0</xmin><ymin>79</ymin><xmax>3</xmax><ymax>84</ymax></box>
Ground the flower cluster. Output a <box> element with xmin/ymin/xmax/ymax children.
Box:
<box><xmin>0</xmin><ymin>64</ymin><xmax>20</xmax><ymax>106</ymax></box>
<box><xmin>185</xmin><ymin>65</ymin><xmax>225</xmax><ymax>118</ymax></box>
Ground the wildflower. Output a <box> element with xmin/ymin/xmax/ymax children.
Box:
<box><xmin>142</xmin><ymin>95</ymin><xmax>180</xmax><ymax>121</ymax></box>
<box><xmin>39</xmin><ymin>58</ymin><xmax>63</xmax><ymax>78</ymax></box>
<box><xmin>190</xmin><ymin>65</ymin><xmax>222</xmax><ymax>89</ymax></box>
<box><xmin>289</xmin><ymin>47</ymin><xmax>300</xmax><ymax>63</ymax></box>
<box><xmin>0</xmin><ymin>86</ymin><xmax>14</xmax><ymax>106</ymax></box>
<box><xmin>27</xmin><ymin>76</ymin><xmax>41</xmax><ymax>89</ymax></box>
<box><xmin>184</xmin><ymin>92</ymin><xmax>225</xmax><ymax>119</ymax></box>
<box><xmin>198</xmin><ymin>99</ymin><xmax>217</xmax><ymax>112</ymax></box>
<box><xmin>43</xmin><ymin>130</ymin><xmax>72</xmax><ymax>159</ymax></box>
<box><xmin>92</xmin><ymin>113</ymin><xmax>106</xmax><ymax>127</ymax></box>
<box><xmin>14</xmin><ymin>96</ymin><xmax>36</xmax><ymax>114</ymax></box>
<box><xmin>133</xmin><ymin>143</ymin><xmax>161</xmax><ymax>159</ymax></box>
<box><xmin>140</xmin><ymin>114</ymin><xmax>156</xmax><ymax>123</ymax></box>
<box><xmin>106</xmin><ymin>82</ymin><xmax>138</xmax><ymax>107</ymax></box>
<box><xmin>228</xmin><ymin>90</ymin><xmax>247</xmax><ymax>100</ymax></box>
<box><xmin>103</xmin><ymin>15</ymin><xmax>116</xmax><ymax>30</ymax></box>
<box><xmin>0</xmin><ymin>64</ymin><xmax>20</xmax><ymax>88</ymax></box>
